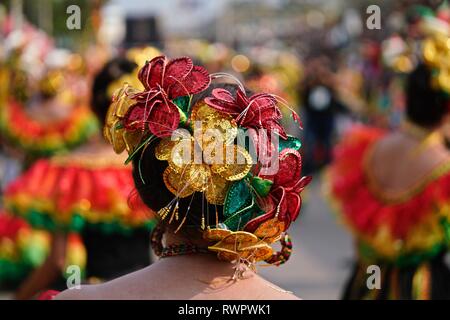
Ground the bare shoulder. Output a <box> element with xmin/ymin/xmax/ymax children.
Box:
<box><xmin>194</xmin><ymin>274</ymin><xmax>301</xmax><ymax>300</ymax></box>
<box><xmin>56</xmin><ymin>266</ymin><xmax>154</xmax><ymax>300</ymax></box>
<box><xmin>251</xmin><ymin>275</ymin><xmax>300</xmax><ymax>300</ymax></box>
<box><xmin>54</xmin><ymin>285</ymin><xmax>99</xmax><ymax>300</ymax></box>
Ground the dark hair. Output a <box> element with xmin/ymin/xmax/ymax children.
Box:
<box><xmin>405</xmin><ymin>63</ymin><xmax>449</xmax><ymax>129</ymax></box>
<box><xmin>91</xmin><ymin>58</ymin><xmax>137</xmax><ymax>126</ymax></box>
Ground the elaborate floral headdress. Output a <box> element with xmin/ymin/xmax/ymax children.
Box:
<box><xmin>382</xmin><ymin>2</ymin><xmax>450</xmax><ymax>95</ymax></box>
<box><xmin>104</xmin><ymin>55</ymin><xmax>311</xmax><ymax>266</ymax></box>
<box><xmin>419</xmin><ymin>2</ymin><xmax>450</xmax><ymax>95</ymax></box>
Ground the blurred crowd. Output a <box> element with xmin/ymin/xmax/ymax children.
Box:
<box><xmin>1</xmin><ymin>0</ymin><xmax>450</xmax><ymax>300</ymax></box>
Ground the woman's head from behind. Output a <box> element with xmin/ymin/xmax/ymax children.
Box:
<box><xmin>405</xmin><ymin>63</ymin><xmax>450</xmax><ymax>129</ymax></box>
<box><xmin>105</xmin><ymin>55</ymin><xmax>311</xmax><ymax>265</ymax></box>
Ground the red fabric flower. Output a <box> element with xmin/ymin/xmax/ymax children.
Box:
<box><xmin>124</xmin><ymin>56</ymin><xmax>210</xmax><ymax>137</ymax></box>
<box><xmin>205</xmin><ymin>88</ymin><xmax>288</xmax><ymax>139</ymax></box>
<box><xmin>245</xmin><ymin>149</ymin><xmax>312</xmax><ymax>232</ymax></box>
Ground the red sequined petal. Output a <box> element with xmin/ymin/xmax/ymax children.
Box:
<box><xmin>124</xmin><ymin>102</ymin><xmax>154</xmax><ymax>131</ymax></box>
<box><xmin>147</xmin><ymin>101</ymin><xmax>180</xmax><ymax>138</ymax></box>
<box><xmin>204</xmin><ymin>97</ymin><xmax>240</xmax><ymax>115</ymax></box>
<box><xmin>169</xmin><ymin>65</ymin><xmax>210</xmax><ymax>98</ymax></box>
<box><xmin>138</xmin><ymin>56</ymin><xmax>165</xmax><ymax>90</ymax></box>
<box><xmin>164</xmin><ymin>56</ymin><xmax>194</xmax><ymax>89</ymax></box>
<box><xmin>273</xmin><ymin>149</ymin><xmax>302</xmax><ymax>188</ymax></box>
<box><xmin>211</xmin><ymin>88</ymin><xmax>235</xmax><ymax>104</ymax></box>
<box><xmin>285</xmin><ymin>192</ymin><xmax>302</xmax><ymax>225</ymax></box>
<box><xmin>264</xmin><ymin>120</ymin><xmax>288</xmax><ymax>139</ymax></box>
<box><xmin>250</xmin><ymin>94</ymin><xmax>277</xmax><ymax>110</ymax></box>
<box><xmin>293</xmin><ymin>175</ymin><xmax>313</xmax><ymax>193</ymax></box>
<box><xmin>236</xmin><ymin>88</ymin><xmax>249</xmax><ymax>107</ymax></box>
<box><xmin>292</xmin><ymin>111</ymin><xmax>303</xmax><ymax>129</ymax></box>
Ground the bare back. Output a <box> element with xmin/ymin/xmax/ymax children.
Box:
<box><xmin>366</xmin><ymin>131</ymin><xmax>450</xmax><ymax>199</ymax></box>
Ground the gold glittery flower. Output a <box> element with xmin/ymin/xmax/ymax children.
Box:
<box><xmin>207</xmin><ymin>231</ymin><xmax>273</xmax><ymax>262</ymax></box>
<box><xmin>104</xmin><ymin>84</ymin><xmax>145</xmax><ymax>154</ymax></box>
<box><xmin>204</xmin><ymin>218</ymin><xmax>285</xmax><ymax>262</ymax></box>
<box><xmin>155</xmin><ymin>102</ymin><xmax>253</xmax><ymax>205</ymax></box>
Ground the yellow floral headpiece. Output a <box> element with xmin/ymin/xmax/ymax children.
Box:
<box><xmin>420</xmin><ymin>6</ymin><xmax>450</xmax><ymax>94</ymax></box>
<box><xmin>422</xmin><ymin>33</ymin><xmax>450</xmax><ymax>94</ymax></box>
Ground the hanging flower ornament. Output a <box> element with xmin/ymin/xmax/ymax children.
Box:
<box><xmin>104</xmin><ymin>55</ymin><xmax>311</xmax><ymax>266</ymax></box>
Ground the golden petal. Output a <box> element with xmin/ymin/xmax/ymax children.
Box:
<box><xmin>123</xmin><ymin>130</ymin><xmax>144</xmax><ymax>154</ymax></box>
<box><xmin>209</xmin><ymin>239</ymin><xmax>273</xmax><ymax>262</ymax></box>
<box><xmin>105</xmin><ymin>101</ymin><xmax>118</xmax><ymax>130</ymax></box>
<box><xmin>211</xmin><ymin>145</ymin><xmax>253</xmax><ymax>181</ymax></box>
<box><xmin>221</xmin><ymin>231</ymin><xmax>259</xmax><ymax>245</ymax></box>
<box><xmin>167</xmin><ymin>137</ymin><xmax>195</xmax><ymax>173</ymax></box>
<box><xmin>205</xmin><ymin>173</ymin><xmax>230</xmax><ymax>205</ymax></box>
<box><xmin>190</xmin><ymin>102</ymin><xmax>237</xmax><ymax>147</ymax></box>
<box><xmin>113</xmin><ymin>84</ymin><xmax>139</xmax><ymax>118</ymax></box>
<box><xmin>203</xmin><ymin>228</ymin><xmax>232</xmax><ymax>241</ymax></box>
<box><xmin>253</xmin><ymin>218</ymin><xmax>285</xmax><ymax>244</ymax></box>
<box><xmin>186</xmin><ymin>164</ymin><xmax>211</xmax><ymax>192</ymax></box>
<box><xmin>110</xmin><ymin>122</ymin><xmax>126</xmax><ymax>154</ymax></box>
<box><xmin>209</xmin><ymin>242</ymin><xmax>246</xmax><ymax>262</ymax></box>
<box><xmin>217</xmin><ymin>249</ymin><xmax>240</xmax><ymax>262</ymax></box>
<box><xmin>162</xmin><ymin>167</ymin><xmax>195</xmax><ymax>198</ymax></box>
<box><xmin>241</xmin><ymin>244</ymin><xmax>274</xmax><ymax>262</ymax></box>
<box><xmin>190</xmin><ymin>102</ymin><xmax>217</xmax><ymax>123</ymax></box>
<box><xmin>155</xmin><ymin>138</ymin><xmax>178</xmax><ymax>161</ymax></box>
<box><xmin>103</xmin><ymin>123</ymin><xmax>112</xmax><ymax>143</ymax></box>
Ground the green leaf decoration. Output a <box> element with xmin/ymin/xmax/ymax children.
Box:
<box><xmin>173</xmin><ymin>96</ymin><xmax>190</xmax><ymax>113</ymax></box>
<box><xmin>222</xmin><ymin>179</ymin><xmax>263</xmax><ymax>231</ymax></box>
<box><xmin>176</xmin><ymin>105</ymin><xmax>188</xmax><ymax>125</ymax></box>
<box><xmin>124</xmin><ymin>134</ymin><xmax>155</xmax><ymax>165</ymax></box>
<box><xmin>278</xmin><ymin>135</ymin><xmax>302</xmax><ymax>152</ymax></box>
<box><xmin>173</xmin><ymin>96</ymin><xmax>191</xmax><ymax>125</ymax></box>
<box><xmin>250</xmin><ymin>176</ymin><xmax>273</xmax><ymax>197</ymax></box>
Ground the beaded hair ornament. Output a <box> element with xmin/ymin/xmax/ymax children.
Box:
<box><xmin>104</xmin><ymin>55</ymin><xmax>311</xmax><ymax>266</ymax></box>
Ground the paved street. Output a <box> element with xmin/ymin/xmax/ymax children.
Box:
<box><xmin>260</xmin><ymin>176</ymin><xmax>355</xmax><ymax>299</ymax></box>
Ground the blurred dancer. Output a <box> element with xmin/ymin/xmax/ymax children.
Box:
<box><xmin>326</xmin><ymin>33</ymin><xmax>450</xmax><ymax>299</ymax></box>
<box><xmin>0</xmin><ymin>25</ymin><xmax>95</xmax><ymax>292</ymax></box>
<box><xmin>0</xmin><ymin>212</ymin><xmax>48</xmax><ymax>291</ymax></box>
<box><xmin>4</xmin><ymin>55</ymin><xmax>156</xmax><ymax>299</ymax></box>
<box><xmin>0</xmin><ymin>38</ymin><xmax>98</xmax><ymax>161</ymax></box>
<box><xmin>301</xmin><ymin>55</ymin><xmax>347</xmax><ymax>174</ymax></box>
